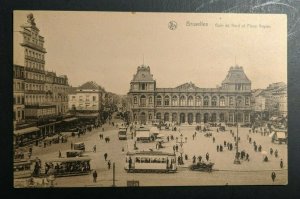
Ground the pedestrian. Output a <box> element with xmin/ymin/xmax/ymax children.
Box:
<box><xmin>104</xmin><ymin>153</ymin><xmax>108</xmax><ymax>161</ymax></box>
<box><xmin>270</xmin><ymin>148</ymin><xmax>273</xmax><ymax>155</ymax></box>
<box><xmin>93</xmin><ymin>145</ymin><xmax>96</xmax><ymax>153</ymax></box>
<box><xmin>217</xmin><ymin>145</ymin><xmax>219</xmax><ymax>152</ymax></box>
<box><xmin>280</xmin><ymin>159</ymin><xmax>283</xmax><ymax>168</ymax></box>
<box><xmin>220</xmin><ymin>145</ymin><xmax>223</xmax><ymax>152</ymax></box>
<box><xmin>246</xmin><ymin>153</ymin><xmax>249</xmax><ymax>161</ymax></box>
<box><xmin>224</xmin><ymin>141</ymin><xmax>226</xmax><ymax>147</ymax></box>
<box><xmin>258</xmin><ymin>145</ymin><xmax>262</xmax><ymax>152</ymax></box>
<box><xmin>193</xmin><ymin>155</ymin><xmax>196</xmax><ymax>164</ymax></box>
<box><xmin>93</xmin><ymin>170</ymin><xmax>98</xmax><ymax>183</ymax></box>
<box><xmin>175</xmin><ymin>145</ymin><xmax>178</xmax><ymax>152</ymax></box>
<box><xmin>192</xmin><ymin>134</ymin><xmax>194</xmax><ymax>140</ymax></box>
<box><xmin>185</xmin><ymin>154</ymin><xmax>188</xmax><ymax>160</ymax></box>
<box><xmin>271</xmin><ymin>171</ymin><xmax>276</xmax><ymax>182</ymax></box>
<box><xmin>58</xmin><ymin>150</ymin><xmax>61</xmax><ymax>158</ymax></box>
<box><xmin>206</xmin><ymin>153</ymin><xmax>209</xmax><ymax>161</ymax></box>
<box><xmin>213</xmin><ymin>137</ymin><xmax>215</xmax><ymax>143</ymax></box>
<box><xmin>198</xmin><ymin>156</ymin><xmax>202</xmax><ymax>162</ymax></box>
<box><xmin>102</xmin><ymin>127</ymin><xmax>104</xmax><ymax>132</ymax></box>
<box><xmin>275</xmin><ymin>150</ymin><xmax>278</xmax><ymax>158</ymax></box>
<box><xmin>108</xmin><ymin>160</ymin><xmax>111</xmax><ymax>169</ymax></box>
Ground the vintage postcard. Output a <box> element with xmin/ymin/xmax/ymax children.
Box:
<box><xmin>13</xmin><ymin>11</ymin><xmax>287</xmax><ymax>187</ymax></box>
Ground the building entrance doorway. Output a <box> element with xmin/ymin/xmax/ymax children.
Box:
<box><xmin>180</xmin><ymin>113</ymin><xmax>185</xmax><ymax>124</ymax></box>
<box><xmin>188</xmin><ymin>113</ymin><xmax>193</xmax><ymax>124</ymax></box>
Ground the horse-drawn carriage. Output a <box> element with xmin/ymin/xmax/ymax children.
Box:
<box><xmin>189</xmin><ymin>162</ymin><xmax>214</xmax><ymax>172</ymax></box>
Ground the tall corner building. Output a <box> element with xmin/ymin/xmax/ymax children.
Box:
<box><xmin>128</xmin><ymin>65</ymin><xmax>252</xmax><ymax>125</ymax></box>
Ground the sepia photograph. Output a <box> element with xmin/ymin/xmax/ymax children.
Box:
<box><xmin>13</xmin><ymin>11</ymin><xmax>287</xmax><ymax>187</ymax></box>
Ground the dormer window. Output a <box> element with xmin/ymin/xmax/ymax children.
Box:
<box><xmin>141</xmin><ymin>83</ymin><xmax>146</xmax><ymax>90</ymax></box>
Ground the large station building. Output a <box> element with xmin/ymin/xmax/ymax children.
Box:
<box><xmin>128</xmin><ymin>65</ymin><xmax>252</xmax><ymax>125</ymax></box>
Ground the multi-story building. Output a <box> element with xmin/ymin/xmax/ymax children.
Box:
<box><xmin>273</xmin><ymin>86</ymin><xmax>287</xmax><ymax>117</ymax></box>
<box><xmin>13</xmin><ymin>65</ymin><xmax>26</xmax><ymax>124</ymax></box>
<box><xmin>128</xmin><ymin>65</ymin><xmax>252</xmax><ymax>125</ymax></box>
<box><xmin>13</xmin><ymin>13</ymin><xmax>70</xmax><ymax>145</ymax></box>
<box><xmin>45</xmin><ymin>71</ymin><xmax>69</xmax><ymax>115</ymax></box>
<box><xmin>68</xmin><ymin>81</ymin><xmax>105</xmax><ymax>124</ymax></box>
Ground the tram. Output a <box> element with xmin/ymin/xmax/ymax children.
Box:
<box><xmin>124</xmin><ymin>151</ymin><xmax>177</xmax><ymax>173</ymax></box>
<box><xmin>118</xmin><ymin>127</ymin><xmax>127</xmax><ymax>140</ymax></box>
<box><xmin>44</xmin><ymin>157</ymin><xmax>91</xmax><ymax>177</ymax></box>
<box><xmin>14</xmin><ymin>159</ymin><xmax>34</xmax><ymax>179</ymax></box>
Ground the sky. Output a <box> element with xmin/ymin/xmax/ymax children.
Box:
<box><xmin>14</xmin><ymin>11</ymin><xmax>287</xmax><ymax>95</ymax></box>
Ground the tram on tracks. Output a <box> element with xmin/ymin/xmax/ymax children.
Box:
<box><xmin>14</xmin><ymin>159</ymin><xmax>34</xmax><ymax>179</ymax></box>
<box><xmin>124</xmin><ymin>151</ymin><xmax>177</xmax><ymax>173</ymax></box>
<box><xmin>44</xmin><ymin>157</ymin><xmax>91</xmax><ymax>177</ymax></box>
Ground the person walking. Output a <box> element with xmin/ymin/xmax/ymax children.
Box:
<box><xmin>275</xmin><ymin>149</ymin><xmax>278</xmax><ymax>158</ymax></box>
<box><xmin>93</xmin><ymin>170</ymin><xmax>98</xmax><ymax>183</ymax></box>
<box><xmin>93</xmin><ymin>145</ymin><xmax>96</xmax><ymax>153</ymax></box>
<box><xmin>58</xmin><ymin>150</ymin><xmax>61</xmax><ymax>158</ymax></box>
<box><xmin>108</xmin><ymin>160</ymin><xmax>111</xmax><ymax>169</ymax></box>
<box><xmin>271</xmin><ymin>171</ymin><xmax>276</xmax><ymax>182</ymax></box>
<box><xmin>213</xmin><ymin>137</ymin><xmax>215</xmax><ymax>143</ymax></box>
<box><xmin>193</xmin><ymin>155</ymin><xmax>196</xmax><ymax>164</ymax></box>
<box><xmin>104</xmin><ymin>153</ymin><xmax>108</xmax><ymax>161</ymax></box>
<box><xmin>217</xmin><ymin>145</ymin><xmax>219</xmax><ymax>152</ymax></box>
<box><xmin>206</xmin><ymin>153</ymin><xmax>209</xmax><ymax>161</ymax></box>
<box><xmin>270</xmin><ymin>148</ymin><xmax>273</xmax><ymax>155</ymax></box>
<box><xmin>198</xmin><ymin>156</ymin><xmax>202</xmax><ymax>162</ymax></box>
<box><xmin>280</xmin><ymin>159</ymin><xmax>284</xmax><ymax>168</ymax></box>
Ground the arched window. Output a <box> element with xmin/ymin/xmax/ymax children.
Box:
<box><xmin>149</xmin><ymin>96</ymin><xmax>153</xmax><ymax>104</ymax></box>
<box><xmin>211</xmin><ymin>96</ymin><xmax>217</xmax><ymax>106</ymax></box>
<box><xmin>164</xmin><ymin>96</ymin><xmax>170</xmax><ymax>106</ymax></box>
<box><xmin>229</xmin><ymin>97</ymin><xmax>234</xmax><ymax>106</ymax></box>
<box><xmin>236</xmin><ymin>96</ymin><xmax>243</xmax><ymax>107</ymax></box>
<box><xmin>172</xmin><ymin>96</ymin><xmax>178</xmax><ymax>106</ymax></box>
<box><xmin>187</xmin><ymin>96</ymin><xmax>194</xmax><ymax>106</ymax></box>
<box><xmin>245</xmin><ymin>97</ymin><xmax>250</xmax><ymax>106</ymax></box>
<box><xmin>195</xmin><ymin>96</ymin><xmax>202</xmax><ymax>106</ymax></box>
<box><xmin>133</xmin><ymin>97</ymin><xmax>137</xmax><ymax>104</ymax></box>
<box><xmin>156</xmin><ymin>112</ymin><xmax>161</xmax><ymax>120</ymax></box>
<box><xmin>180</xmin><ymin>96</ymin><xmax>186</xmax><ymax>106</ymax></box>
<box><xmin>220</xmin><ymin>96</ymin><xmax>225</xmax><ymax>106</ymax></box>
<box><xmin>149</xmin><ymin>114</ymin><xmax>152</xmax><ymax>120</ymax></box>
<box><xmin>140</xmin><ymin>95</ymin><xmax>146</xmax><ymax>107</ymax></box>
<box><xmin>204</xmin><ymin>96</ymin><xmax>209</xmax><ymax>106</ymax></box>
<box><xmin>156</xmin><ymin>95</ymin><xmax>162</xmax><ymax>106</ymax></box>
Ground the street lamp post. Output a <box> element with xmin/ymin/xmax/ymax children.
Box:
<box><xmin>176</xmin><ymin>132</ymin><xmax>187</xmax><ymax>165</ymax></box>
<box><xmin>234</xmin><ymin>100</ymin><xmax>241</xmax><ymax>164</ymax></box>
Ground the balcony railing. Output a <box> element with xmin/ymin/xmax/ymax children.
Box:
<box><xmin>21</xmin><ymin>41</ymin><xmax>46</xmax><ymax>53</ymax></box>
<box><xmin>25</xmin><ymin>55</ymin><xmax>45</xmax><ymax>64</ymax></box>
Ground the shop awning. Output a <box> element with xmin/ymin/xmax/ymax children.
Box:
<box><xmin>14</xmin><ymin>127</ymin><xmax>40</xmax><ymax>136</ymax></box>
<box><xmin>63</xmin><ymin>117</ymin><xmax>78</xmax><ymax>122</ymax></box>
<box><xmin>76</xmin><ymin>113</ymin><xmax>99</xmax><ymax>118</ymax></box>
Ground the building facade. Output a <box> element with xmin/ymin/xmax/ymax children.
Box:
<box><xmin>128</xmin><ymin>65</ymin><xmax>252</xmax><ymax>125</ymax></box>
<box><xmin>68</xmin><ymin>81</ymin><xmax>105</xmax><ymax>124</ymax></box>
<box><xmin>13</xmin><ymin>13</ymin><xmax>70</xmax><ymax>144</ymax></box>
<box><xmin>13</xmin><ymin>65</ymin><xmax>26</xmax><ymax>124</ymax></box>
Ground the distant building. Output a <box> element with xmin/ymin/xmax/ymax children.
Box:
<box><xmin>13</xmin><ymin>65</ymin><xmax>25</xmax><ymax>124</ymax></box>
<box><xmin>68</xmin><ymin>81</ymin><xmax>105</xmax><ymax>124</ymax></box>
<box><xmin>128</xmin><ymin>65</ymin><xmax>252</xmax><ymax>125</ymax></box>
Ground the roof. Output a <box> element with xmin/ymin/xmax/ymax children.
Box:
<box><xmin>136</xmin><ymin>131</ymin><xmax>150</xmax><ymax>138</ymax></box>
<box><xmin>68</xmin><ymin>87</ymin><xmax>77</xmax><ymax>94</ymax></box>
<box><xmin>45</xmin><ymin>157</ymin><xmax>91</xmax><ymax>163</ymax></box>
<box><xmin>176</xmin><ymin>82</ymin><xmax>199</xmax><ymax>90</ymax></box>
<box><xmin>77</xmin><ymin>81</ymin><xmax>105</xmax><ymax>92</ymax></box>
<box><xmin>222</xmin><ymin>66</ymin><xmax>251</xmax><ymax>84</ymax></box>
<box><xmin>252</xmin><ymin>89</ymin><xmax>264</xmax><ymax>97</ymax></box>
<box><xmin>127</xmin><ymin>151</ymin><xmax>175</xmax><ymax>156</ymax></box>
<box><xmin>276</xmin><ymin>132</ymin><xmax>286</xmax><ymax>139</ymax></box>
<box><xmin>14</xmin><ymin>127</ymin><xmax>40</xmax><ymax>136</ymax></box>
<box><xmin>131</xmin><ymin>65</ymin><xmax>155</xmax><ymax>82</ymax></box>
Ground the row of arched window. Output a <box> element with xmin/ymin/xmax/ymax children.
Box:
<box><xmin>133</xmin><ymin>95</ymin><xmax>250</xmax><ymax>107</ymax></box>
